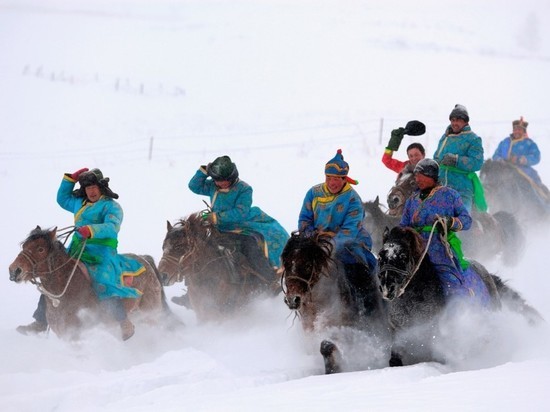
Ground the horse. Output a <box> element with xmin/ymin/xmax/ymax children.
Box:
<box><xmin>281</xmin><ymin>231</ymin><xmax>391</xmax><ymax>374</ymax></box>
<box><xmin>480</xmin><ymin>159</ymin><xmax>550</xmax><ymax>225</ymax></box>
<box><xmin>381</xmin><ymin>170</ymin><xmax>526</xmax><ymax>266</ymax></box>
<box><xmin>363</xmin><ymin>196</ymin><xmax>400</xmax><ymax>252</ymax></box>
<box><xmin>378</xmin><ymin>226</ymin><xmax>543</xmax><ymax>366</ymax></box>
<box><xmin>9</xmin><ymin>226</ymin><xmax>172</xmax><ymax>340</ymax></box>
<box><xmin>158</xmin><ymin>213</ymin><xmax>279</xmax><ymax>322</ymax></box>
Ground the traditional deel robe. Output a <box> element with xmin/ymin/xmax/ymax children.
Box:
<box><xmin>298</xmin><ymin>182</ymin><xmax>377</xmax><ymax>271</ymax></box>
<box><xmin>188</xmin><ymin>170</ymin><xmax>289</xmax><ymax>268</ymax></box>
<box><xmin>433</xmin><ymin>125</ymin><xmax>484</xmax><ymax>211</ymax></box>
<box><xmin>492</xmin><ymin>135</ymin><xmax>543</xmax><ymax>185</ymax></box>
<box><xmin>400</xmin><ymin>185</ymin><xmax>491</xmax><ymax>306</ymax></box>
<box><xmin>57</xmin><ymin>176</ymin><xmax>144</xmax><ymax>300</ymax></box>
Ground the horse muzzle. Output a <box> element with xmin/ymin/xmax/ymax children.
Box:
<box><xmin>284</xmin><ymin>295</ymin><xmax>301</xmax><ymax>310</ymax></box>
<box><xmin>9</xmin><ymin>266</ymin><xmax>26</xmax><ymax>283</ymax></box>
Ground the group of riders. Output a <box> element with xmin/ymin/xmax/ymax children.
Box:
<box><xmin>17</xmin><ymin>104</ymin><xmax>548</xmax><ymax>340</ymax></box>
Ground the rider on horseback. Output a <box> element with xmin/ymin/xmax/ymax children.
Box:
<box><xmin>298</xmin><ymin>149</ymin><xmax>377</xmax><ymax>284</ymax></box>
<box><xmin>492</xmin><ymin>117</ymin><xmax>550</xmax><ymax>198</ymax></box>
<box><xmin>400</xmin><ymin>159</ymin><xmax>490</xmax><ymax>304</ymax></box>
<box><xmin>17</xmin><ymin>168</ymin><xmax>142</xmax><ymax>340</ymax></box>
<box><xmin>433</xmin><ymin>104</ymin><xmax>486</xmax><ymax>212</ymax></box>
<box><xmin>382</xmin><ymin>121</ymin><xmax>427</xmax><ymax>180</ymax></box>
<box><xmin>187</xmin><ymin>155</ymin><xmax>289</xmax><ymax>286</ymax></box>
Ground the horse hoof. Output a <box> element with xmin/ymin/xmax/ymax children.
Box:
<box><xmin>389</xmin><ymin>351</ymin><xmax>403</xmax><ymax>367</ymax></box>
<box><xmin>120</xmin><ymin>319</ymin><xmax>135</xmax><ymax>341</ymax></box>
<box><xmin>320</xmin><ymin>340</ymin><xmax>342</xmax><ymax>374</ymax></box>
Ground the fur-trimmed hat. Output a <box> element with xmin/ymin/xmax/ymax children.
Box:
<box><xmin>325</xmin><ymin>149</ymin><xmax>358</xmax><ymax>185</ymax></box>
<box><xmin>512</xmin><ymin>116</ymin><xmax>529</xmax><ymax>130</ymax></box>
<box><xmin>449</xmin><ymin>104</ymin><xmax>469</xmax><ymax>123</ymax></box>
<box><xmin>414</xmin><ymin>158</ymin><xmax>439</xmax><ymax>181</ymax></box>
<box><xmin>76</xmin><ymin>168</ymin><xmax>119</xmax><ymax>199</ymax></box>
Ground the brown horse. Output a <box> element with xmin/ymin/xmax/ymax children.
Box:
<box><xmin>282</xmin><ymin>231</ymin><xmax>391</xmax><ymax>374</ymax></box>
<box><xmin>382</xmin><ymin>171</ymin><xmax>525</xmax><ymax>266</ymax></box>
<box><xmin>9</xmin><ymin>226</ymin><xmax>169</xmax><ymax>340</ymax></box>
<box><xmin>158</xmin><ymin>213</ymin><xmax>279</xmax><ymax>322</ymax></box>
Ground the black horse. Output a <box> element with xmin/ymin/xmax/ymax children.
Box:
<box><xmin>480</xmin><ymin>159</ymin><xmax>550</xmax><ymax>225</ymax></box>
<box><xmin>378</xmin><ymin>226</ymin><xmax>543</xmax><ymax>366</ymax></box>
<box><xmin>282</xmin><ymin>231</ymin><xmax>391</xmax><ymax>374</ymax></box>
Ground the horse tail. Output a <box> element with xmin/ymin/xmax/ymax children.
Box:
<box><xmin>493</xmin><ymin>211</ymin><xmax>525</xmax><ymax>267</ymax></box>
<box><xmin>491</xmin><ymin>274</ymin><xmax>545</xmax><ymax>326</ymax></box>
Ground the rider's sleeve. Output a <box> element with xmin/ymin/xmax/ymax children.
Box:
<box><xmin>382</xmin><ymin>149</ymin><xmax>407</xmax><ymax>173</ymax></box>
<box><xmin>519</xmin><ymin>139</ymin><xmax>541</xmax><ymax>166</ymax></box>
<box><xmin>451</xmin><ymin>191</ymin><xmax>472</xmax><ymax>231</ymax></box>
<box><xmin>298</xmin><ymin>188</ymin><xmax>316</xmax><ymax>234</ymax></box>
<box><xmin>57</xmin><ymin>175</ymin><xmax>82</xmax><ymax>213</ymax></box>
<box><xmin>458</xmin><ymin>135</ymin><xmax>484</xmax><ymax>172</ymax></box>
<box><xmin>188</xmin><ymin>169</ymin><xmax>216</xmax><ymax>197</ymax></box>
<box><xmin>215</xmin><ymin>184</ymin><xmax>253</xmax><ymax>223</ymax></box>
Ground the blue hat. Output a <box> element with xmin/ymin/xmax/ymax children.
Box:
<box><xmin>325</xmin><ymin>149</ymin><xmax>358</xmax><ymax>185</ymax></box>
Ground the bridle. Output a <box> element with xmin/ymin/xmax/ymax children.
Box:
<box><xmin>18</xmin><ymin>235</ymin><xmax>87</xmax><ymax>307</ymax></box>
<box><xmin>379</xmin><ymin>224</ymin><xmax>438</xmax><ymax>299</ymax></box>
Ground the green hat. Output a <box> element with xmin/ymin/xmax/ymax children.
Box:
<box><xmin>208</xmin><ymin>156</ymin><xmax>239</xmax><ymax>183</ymax></box>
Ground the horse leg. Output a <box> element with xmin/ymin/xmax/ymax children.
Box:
<box><xmin>320</xmin><ymin>340</ymin><xmax>342</xmax><ymax>374</ymax></box>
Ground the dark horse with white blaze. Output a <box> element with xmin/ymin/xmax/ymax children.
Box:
<box><xmin>282</xmin><ymin>231</ymin><xmax>391</xmax><ymax>374</ymax></box>
<box><xmin>378</xmin><ymin>226</ymin><xmax>543</xmax><ymax>366</ymax></box>
<box><xmin>480</xmin><ymin>159</ymin><xmax>550</xmax><ymax>225</ymax></box>
<box><xmin>158</xmin><ymin>213</ymin><xmax>278</xmax><ymax>322</ymax></box>
<box><xmin>9</xmin><ymin>226</ymin><xmax>170</xmax><ymax>340</ymax></box>
<box><xmin>376</xmin><ymin>169</ymin><xmax>525</xmax><ymax>266</ymax></box>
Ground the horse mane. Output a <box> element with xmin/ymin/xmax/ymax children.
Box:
<box><xmin>388</xmin><ymin>226</ymin><xmax>426</xmax><ymax>261</ymax></box>
<box><xmin>281</xmin><ymin>231</ymin><xmax>334</xmax><ymax>275</ymax></box>
<box><xmin>23</xmin><ymin>226</ymin><xmax>65</xmax><ymax>253</ymax></box>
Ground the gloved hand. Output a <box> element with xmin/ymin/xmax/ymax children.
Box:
<box><xmin>200</xmin><ymin>211</ymin><xmax>215</xmax><ymax>225</ymax></box>
<box><xmin>386</xmin><ymin>128</ymin><xmax>405</xmax><ymax>151</ymax></box>
<box><xmin>440</xmin><ymin>153</ymin><xmax>458</xmax><ymax>166</ymax></box>
<box><xmin>70</xmin><ymin>167</ymin><xmax>89</xmax><ymax>181</ymax></box>
<box><xmin>434</xmin><ymin>217</ymin><xmax>453</xmax><ymax>233</ymax></box>
<box><xmin>77</xmin><ymin>226</ymin><xmax>92</xmax><ymax>238</ymax></box>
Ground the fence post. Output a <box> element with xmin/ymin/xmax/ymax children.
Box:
<box><xmin>148</xmin><ymin>136</ymin><xmax>154</xmax><ymax>161</ymax></box>
<box><xmin>379</xmin><ymin>118</ymin><xmax>384</xmax><ymax>145</ymax></box>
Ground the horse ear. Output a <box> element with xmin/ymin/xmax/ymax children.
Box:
<box><xmin>167</xmin><ymin>220</ymin><xmax>173</xmax><ymax>231</ymax></box>
<box><xmin>35</xmin><ymin>225</ymin><xmax>41</xmax><ymax>230</ymax></box>
<box><xmin>50</xmin><ymin>227</ymin><xmax>58</xmax><ymax>241</ymax></box>
<box><xmin>383</xmin><ymin>226</ymin><xmax>390</xmax><ymax>243</ymax></box>
<box><xmin>374</xmin><ymin>195</ymin><xmax>380</xmax><ymax>206</ymax></box>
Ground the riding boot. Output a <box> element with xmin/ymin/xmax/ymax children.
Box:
<box><xmin>17</xmin><ymin>295</ymin><xmax>48</xmax><ymax>335</ymax></box>
<box><xmin>103</xmin><ymin>298</ymin><xmax>135</xmax><ymax>341</ymax></box>
<box><xmin>171</xmin><ymin>293</ymin><xmax>191</xmax><ymax>308</ymax></box>
<box><xmin>16</xmin><ymin>320</ymin><xmax>48</xmax><ymax>335</ymax></box>
<box><xmin>120</xmin><ymin>319</ymin><xmax>135</xmax><ymax>341</ymax></box>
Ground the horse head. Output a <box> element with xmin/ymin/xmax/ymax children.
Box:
<box><xmin>377</xmin><ymin>226</ymin><xmax>425</xmax><ymax>301</ymax></box>
<box><xmin>281</xmin><ymin>231</ymin><xmax>333</xmax><ymax>311</ymax></box>
<box><xmin>9</xmin><ymin>226</ymin><xmax>60</xmax><ymax>283</ymax></box>
<box><xmin>159</xmin><ymin>216</ymin><xmax>200</xmax><ymax>286</ymax></box>
<box><xmin>387</xmin><ymin>170</ymin><xmax>417</xmax><ymax>217</ymax></box>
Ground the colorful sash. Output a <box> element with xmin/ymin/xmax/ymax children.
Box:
<box><xmin>69</xmin><ymin>236</ymin><xmax>118</xmax><ymax>265</ymax></box>
<box><xmin>440</xmin><ymin>165</ymin><xmax>488</xmax><ymax>212</ymax></box>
